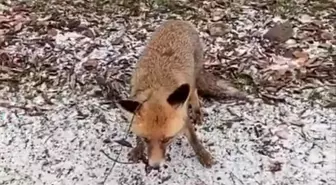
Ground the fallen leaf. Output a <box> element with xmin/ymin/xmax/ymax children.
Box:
<box><xmin>325</xmin><ymin>102</ymin><xmax>336</xmax><ymax>108</ymax></box>
<box><xmin>290</xmin><ymin>121</ymin><xmax>305</xmax><ymax>127</ymax></box>
<box><xmin>0</xmin><ymin>28</ymin><xmax>6</xmax><ymax>36</ymax></box>
<box><xmin>0</xmin><ymin>15</ymin><xmax>10</xmax><ymax>24</ymax></box>
<box><xmin>0</xmin><ymin>36</ymin><xmax>4</xmax><ymax>45</ymax></box>
<box><xmin>69</xmin><ymin>73</ymin><xmax>76</xmax><ymax>89</ymax></box>
<box><xmin>264</xmin><ymin>53</ymin><xmax>309</xmax><ymax>74</ymax></box>
<box><xmin>294</xmin><ymin>57</ymin><xmax>308</xmax><ymax>67</ymax></box>
<box><xmin>13</xmin><ymin>22</ymin><xmax>23</xmax><ymax>33</ymax></box>
<box><xmin>103</xmin><ymin>138</ymin><xmax>112</xmax><ymax>144</ymax></box>
<box><xmin>67</xmin><ymin>19</ymin><xmax>81</xmax><ymax>29</ymax></box>
<box><xmin>259</xmin><ymin>92</ymin><xmax>286</xmax><ymax>103</ymax></box>
<box><xmin>268</xmin><ymin>161</ymin><xmax>283</xmax><ymax>173</ymax></box>
<box><xmin>83</xmin><ymin>28</ymin><xmax>95</xmax><ymax>38</ymax></box>
<box><xmin>293</xmin><ymin>51</ymin><xmax>309</xmax><ymax>59</ymax></box>
<box><xmin>37</xmin><ymin>14</ymin><xmax>52</xmax><ymax>22</ymax></box>
<box><xmin>292</xmin><ymin>51</ymin><xmax>309</xmax><ymax>67</ymax></box>
<box><xmin>275</xmin><ymin>128</ymin><xmax>289</xmax><ymax>139</ymax></box>
<box><xmin>264</xmin><ymin>56</ymin><xmax>293</xmax><ymax>71</ymax></box>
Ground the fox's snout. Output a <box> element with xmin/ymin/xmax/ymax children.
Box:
<box><xmin>148</xmin><ymin>157</ymin><xmax>165</xmax><ymax>168</ymax></box>
<box><xmin>147</xmin><ymin>142</ymin><xmax>166</xmax><ymax>168</ymax></box>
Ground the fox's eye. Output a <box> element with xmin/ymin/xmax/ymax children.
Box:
<box><xmin>161</xmin><ymin>137</ymin><xmax>173</xmax><ymax>144</ymax></box>
<box><xmin>143</xmin><ymin>138</ymin><xmax>150</xmax><ymax>143</ymax></box>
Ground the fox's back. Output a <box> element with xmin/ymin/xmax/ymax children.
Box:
<box><xmin>130</xmin><ymin>20</ymin><xmax>203</xmax><ymax>98</ymax></box>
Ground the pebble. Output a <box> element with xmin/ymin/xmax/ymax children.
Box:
<box><xmin>211</xmin><ymin>8</ymin><xmax>225</xmax><ymax>21</ymax></box>
<box><xmin>299</xmin><ymin>14</ymin><xmax>313</xmax><ymax>23</ymax></box>
<box><xmin>82</xmin><ymin>59</ymin><xmax>99</xmax><ymax>70</ymax></box>
<box><xmin>321</xmin><ymin>31</ymin><xmax>334</xmax><ymax>40</ymax></box>
<box><xmin>285</xmin><ymin>39</ymin><xmax>297</xmax><ymax>45</ymax></box>
<box><xmin>263</xmin><ymin>21</ymin><xmax>293</xmax><ymax>43</ymax></box>
<box><xmin>208</xmin><ymin>22</ymin><xmax>230</xmax><ymax>36</ymax></box>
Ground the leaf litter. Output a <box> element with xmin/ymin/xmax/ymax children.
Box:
<box><xmin>0</xmin><ymin>0</ymin><xmax>335</xmax><ymax>185</ymax></box>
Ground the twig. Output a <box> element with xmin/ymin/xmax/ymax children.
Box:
<box><xmin>100</xmin><ymin>149</ymin><xmax>135</xmax><ymax>164</ymax></box>
<box><xmin>0</xmin><ymin>102</ymin><xmax>50</xmax><ymax>112</ymax></box>
<box><xmin>259</xmin><ymin>92</ymin><xmax>286</xmax><ymax>103</ymax></box>
<box><xmin>101</xmin><ymin>100</ymin><xmax>145</xmax><ymax>184</ymax></box>
<box><xmin>229</xmin><ymin>172</ymin><xmax>244</xmax><ymax>185</ymax></box>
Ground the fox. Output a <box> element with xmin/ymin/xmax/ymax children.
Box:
<box><xmin>117</xmin><ymin>20</ymin><xmax>214</xmax><ymax>168</ymax></box>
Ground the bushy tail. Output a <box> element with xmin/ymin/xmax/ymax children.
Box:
<box><xmin>196</xmin><ymin>69</ymin><xmax>253</xmax><ymax>103</ymax></box>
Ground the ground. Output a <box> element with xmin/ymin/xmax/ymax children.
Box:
<box><xmin>0</xmin><ymin>0</ymin><xmax>335</xmax><ymax>185</ymax></box>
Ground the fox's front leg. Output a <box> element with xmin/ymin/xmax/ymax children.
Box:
<box><xmin>189</xmin><ymin>89</ymin><xmax>203</xmax><ymax>125</ymax></box>
<box><xmin>128</xmin><ymin>136</ymin><xmax>146</xmax><ymax>163</ymax></box>
<box><xmin>184</xmin><ymin>119</ymin><xmax>214</xmax><ymax>168</ymax></box>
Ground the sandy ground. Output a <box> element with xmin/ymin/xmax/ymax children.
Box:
<box><xmin>1</xmin><ymin>0</ymin><xmax>336</xmax><ymax>185</ymax></box>
<box><xmin>1</xmin><ymin>93</ymin><xmax>335</xmax><ymax>185</ymax></box>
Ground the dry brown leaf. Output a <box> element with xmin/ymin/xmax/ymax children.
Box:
<box><xmin>293</xmin><ymin>51</ymin><xmax>309</xmax><ymax>59</ymax></box>
<box><xmin>37</xmin><ymin>14</ymin><xmax>52</xmax><ymax>22</ymax></box>
<box><xmin>264</xmin><ymin>56</ymin><xmax>294</xmax><ymax>72</ymax></box>
<box><xmin>274</xmin><ymin>126</ymin><xmax>290</xmax><ymax>139</ymax></box>
<box><xmin>293</xmin><ymin>51</ymin><xmax>309</xmax><ymax>67</ymax></box>
<box><xmin>0</xmin><ymin>27</ymin><xmax>6</xmax><ymax>34</ymax></box>
<box><xmin>0</xmin><ymin>15</ymin><xmax>10</xmax><ymax>24</ymax></box>
<box><xmin>294</xmin><ymin>57</ymin><xmax>309</xmax><ymax>67</ymax></box>
<box><xmin>0</xmin><ymin>36</ymin><xmax>4</xmax><ymax>45</ymax></box>
<box><xmin>83</xmin><ymin>29</ymin><xmax>95</xmax><ymax>38</ymax></box>
<box><xmin>14</xmin><ymin>22</ymin><xmax>23</xmax><ymax>33</ymax></box>
<box><xmin>13</xmin><ymin>14</ymin><xmax>23</xmax><ymax>21</ymax></box>
<box><xmin>268</xmin><ymin>161</ymin><xmax>283</xmax><ymax>173</ymax></box>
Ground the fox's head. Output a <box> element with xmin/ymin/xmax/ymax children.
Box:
<box><xmin>118</xmin><ymin>83</ymin><xmax>191</xmax><ymax>168</ymax></box>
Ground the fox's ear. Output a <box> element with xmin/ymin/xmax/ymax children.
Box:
<box><xmin>167</xmin><ymin>83</ymin><xmax>190</xmax><ymax>107</ymax></box>
<box><xmin>118</xmin><ymin>100</ymin><xmax>141</xmax><ymax>114</ymax></box>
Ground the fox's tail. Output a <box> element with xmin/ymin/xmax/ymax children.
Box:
<box><xmin>196</xmin><ymin>69</ymin><xmax>253</xmax><ymax>103</ymax></box>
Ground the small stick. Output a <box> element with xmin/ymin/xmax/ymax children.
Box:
<box><xmin>100</xmin><ymin>149</ymin><xmax>135</xmax><ymax>165</ymax></box>
<box><xmin>101</xmin><ymin>101</ymin><xmax>145</xmax><ymax>184</ymax></box>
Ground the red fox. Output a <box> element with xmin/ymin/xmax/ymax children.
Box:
<box><xmin>118</xmin><ymin>20</ymin><xmax>214</xmax><ymax>168</ymax></box>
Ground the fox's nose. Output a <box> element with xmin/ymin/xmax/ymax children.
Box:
<box><xmin>148</xmin><ymin>159</ymin><xmax>164</xmax><ymax>169</ymax></box>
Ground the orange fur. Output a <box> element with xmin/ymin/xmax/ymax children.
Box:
<box><xmin>131</xmin><ymin>94</ymin><xmax>187</xmax><ymax>139</ymax></box>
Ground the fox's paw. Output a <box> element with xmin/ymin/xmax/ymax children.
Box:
<box><xmin>196</xmin><ymin>149</ymin><xmax>214</xmax><ymax>168</ymax></box>
<box><xmin>128</xmin><ymin>147</ymin><xmax>145</xmax><ymax>163</ymax></box>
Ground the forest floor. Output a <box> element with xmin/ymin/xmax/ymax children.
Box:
<box><xmin>0</xmin><ymin>0</ymin><xmax>335</xmax><ymax>185</ymax></box>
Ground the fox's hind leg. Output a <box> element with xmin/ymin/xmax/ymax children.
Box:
<box><xmin>190</xmin><ymin>34</ymin><xmax>205</xmax><ymax>125</ymax></box>
<box><xmin>189</xmin><ymin>89</ymin><xmax>203</xmax><ymax>125</ymax></box>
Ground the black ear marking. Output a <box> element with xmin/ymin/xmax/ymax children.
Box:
<box><xmin>167</xmin><ymin>83</ymin><xmax>190</xmax><ymax>107</ymax></box>
<box><xmin>118</xmin><ymin>100</ymin><xmax>141</xmax><ymax>113</ymax></box>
